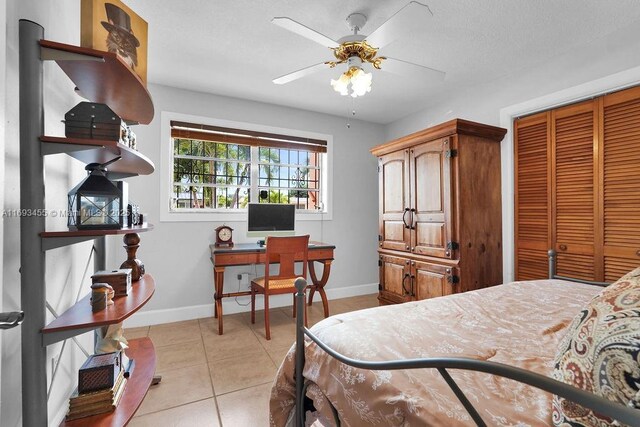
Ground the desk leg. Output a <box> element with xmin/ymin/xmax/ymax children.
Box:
<box><xmin>214</xmin><ymin>266</ymin><xmax>225</xmax><ymax>335</ymax></box>
<box><xmin>308</xmin><ymin>260</ymin><xmax>332</xmax><ymax>318</ymax></box>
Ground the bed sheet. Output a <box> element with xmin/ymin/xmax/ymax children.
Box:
<box><xmin>270</xmin><ymin>279</ymin><xmax>601</xmax><ymax>427</ymax></box>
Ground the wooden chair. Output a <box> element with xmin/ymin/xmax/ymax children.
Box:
<box><xmin>251</xmin><ymin>235</ymin><xmax>309</xmax><ymax>340</ymax></box>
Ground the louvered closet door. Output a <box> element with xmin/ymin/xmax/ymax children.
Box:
<box><xmin>602</xmin><ymin>87</ymin><xmax>640</xmax><ymax>281</ymax></box>
<box><xmin>378</xmin><ymin>150</ymin><xmax>411</xmax><ymax>252</ymax></box>
<box><xmin>552</xmin><ymin>100</ymin><xmax>598</xmax><ymax>281</ymax></box>
<box><xmin>515</xmin><ymin>112</ymin><xmax>551</xmax><ymax>280</ymax></box>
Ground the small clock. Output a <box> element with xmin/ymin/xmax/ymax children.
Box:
<box><xmin>214</xmin><ymin>225</ymin><xmax>234</xmax><ymax>247</ymax></box>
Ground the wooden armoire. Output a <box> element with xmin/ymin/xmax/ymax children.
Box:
<box><xmin>371</xmin><ymin>119</ymin><xmax>507</xmax><ymax>305</ymax></box>
<box><xmin>515</xmin><ymin>85</ymin><xmax>640</xmax><ymax>283</ymax></box>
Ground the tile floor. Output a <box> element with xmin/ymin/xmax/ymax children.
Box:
<box><xmin>126</xmin><ymin>293</ymin><xmax>379</xmax><ymax>427</ymax></box>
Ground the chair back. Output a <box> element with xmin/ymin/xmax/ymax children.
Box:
<box><xmin>264</xmin><ymin>235</ymin><xmax>309</xmax><ymax>287</ymax></box>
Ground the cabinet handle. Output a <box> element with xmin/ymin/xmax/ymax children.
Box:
<box><xmin>636</xmin><ymin>250</ymin><xmax>640</xmax><ymax>257</ymax></box>
<box><xmin>402</xmin><ymin>273</ymin><xmax>411</xmax><ymax>295</ymax></box>
<box><xmin>410</xmin><ymin>275</ymin><xmax>415</xmax><ymax>297</ymax></box>
<box><xmin>409</xmin><ymin>208</ymin><xmax>416</xmax><ymax>229</ymax></box>
<box><xmin>403</xmin><ymin>208</ymin><xmax>410</xmax><ymax>229</ymax></box>
<box><xmin>559</xmin><ymin>244</ymin><xmax>567</xmax><ymax>251</ymax></box>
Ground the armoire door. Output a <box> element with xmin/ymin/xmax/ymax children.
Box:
<box><xmin>379</xmin><ymin>254</ymin><xmax>411</xmax><ymax>303</ymax></box>
<box><xmin>409</xmin><ymin>138</ymin><xmax>453</xmax><ymax>259</ymax></box>
<box><xmin>411</xmin><ymin>260</ymin><xmax>457</xmax><ymax>300</ymax></box>
<box><xmin>552</xmin><ymin>100</ymin><xmax>598</xmax><ymax>281</ymax></box>
<box><xmin>515</xmin><ymin>111</ymin><xmax>551</xmax><ymax>280</ymax></box>
<box><xmin>378</xmin><ymin>150</ymin><xmax>411</xmax><ymax>252</ymax></box>
<box><xmin>602</xmin><ymin>86</ymin><xmax>640</xmax><ymax>281</ymax></box>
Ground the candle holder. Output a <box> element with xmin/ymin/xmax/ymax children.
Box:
<box><xmin>120</xmin><ymin>233</ymin><xmax>145</xmax><ymax>281</ymax></box>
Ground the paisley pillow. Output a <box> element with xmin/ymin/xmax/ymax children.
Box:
<box><xmin>552</xmin><ymin>267</ymin><xmax>640</xmax><ymax>426</ymax></box>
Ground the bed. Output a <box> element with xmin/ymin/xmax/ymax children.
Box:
<box><xmin>269</xmin><ymin>252</ymin><xmax>640</xmax><ymax>426</ymax></box>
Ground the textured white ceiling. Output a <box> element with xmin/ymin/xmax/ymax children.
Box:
<box><xmin>132</xmin><ymin>0</ymin><xmax>640</xmax><ymax>124</ymax></box>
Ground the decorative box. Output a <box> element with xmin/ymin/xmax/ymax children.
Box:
<box><xmin>91</xmin><ymin>269</ymin><xmax>132</xmax><ymax>297</ymax></box>
<box><xmin>78</xmin><ymin>352</ymin><xmax>122</xmax><ymax>394</ymax></box>
<box><xmin>65</xmin><ymin>102</ymin><xmax>125</xmax><ymax>141</ymax></box>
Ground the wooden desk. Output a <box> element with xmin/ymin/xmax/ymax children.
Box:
<box><xmin>209</xmin><ymin>242</ymin><xmax>335</xmax><ymax>334</ymax></box>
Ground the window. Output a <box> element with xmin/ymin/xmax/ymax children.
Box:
<box><xmin>169</xmin><ymin>120</ymin><xmax>328</xmax><ymax>214</ymax></box>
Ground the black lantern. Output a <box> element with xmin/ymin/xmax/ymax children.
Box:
<box><xmin>68</xmin><ymin>160</ymin><xmax>124</xmax><ymax>230</ymax></box>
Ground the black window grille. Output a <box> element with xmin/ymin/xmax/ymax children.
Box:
<box><xmin>170</xmin><ymin>121</ymin><xmax>326</xmax><ymax>211</ymax></box>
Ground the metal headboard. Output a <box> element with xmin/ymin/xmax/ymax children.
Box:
<box><xmin>292</xmin><ymin>258</ymin><xmax>637</xmax><ymax>426</ymax></box>
<box><xmin>547</xmin><ymin>249</ymin><xmax>610</xmax><ymax>287</ymax></box>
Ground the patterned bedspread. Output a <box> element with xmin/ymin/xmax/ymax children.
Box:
<box><xmin>270</xmin><ymin>280</ymin><xmax>602</xmax><ymax>426</ymax></box>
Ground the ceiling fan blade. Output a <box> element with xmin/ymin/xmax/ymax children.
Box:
<box><xmin>381</xmin><ymin>57</ymin><xmax>446</xmax><ymax>82</ymax></box>
<box><xmin>273</xmin><ymin>62</ymin><xmax>328</xmax><ymax>85</ymax></box>
<box><xmin>365</xmin><ymin>2</ymin><xmax>433</xmax><ymax>49</ymax></box>
<box><xmin>272</xmin><ymin>17</ymin><xmax>339</xmax><ymax>48</ymax></box>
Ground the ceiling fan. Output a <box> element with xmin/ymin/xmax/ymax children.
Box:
<box><xmin>272</xmin><ymin>1</ymin><xmax>446</xmax><ymax>98</ymax></box>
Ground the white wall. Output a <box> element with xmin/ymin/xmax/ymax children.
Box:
<box><xmin>2</xmin><ymin>1</ymin><xmax>94</xmax><ymax>425</ymax></box>
<box><xmin>117</xmin><ymin>84</ymin><xmax>385</xmax><ymax>327</ymax></box>
<box><xmin>385</xmin><ymin>20</ymin><xmax>640</xmax><ymax>283</ymax></box>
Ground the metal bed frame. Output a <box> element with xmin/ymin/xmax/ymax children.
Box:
<box><xmin>292</xmin><ymin>249</ymin><xmax>640</xmax><ymax>426</ymax></box>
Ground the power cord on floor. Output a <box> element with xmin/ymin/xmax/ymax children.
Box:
<box><xmin>234</xmin><ymin>266</ymin><xmax>256</xmax><ymax>306</ymax></box>
<box><xmin>234</xmin><ymin>277</ymin><xmax>251</xmax><ymax>306</ymax></box>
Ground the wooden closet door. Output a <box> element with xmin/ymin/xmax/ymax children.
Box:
<box><xmin>378</xmin><ymin>150</ymin><xmax>411</xmax><ymax>252</ymax></box>
<box><xmin>552</xmin><ymin>100</ymin><xmax>599</xmax><ymax>281</ymax></box>
<box><xmin>515</xmin><ymin>112</ymin><xmax>551</xmax><ymax>280</ymax></box>
<box><xmin>410</xmin><ymin>138</ymin><xmax>453</xmax><ymax>259</ymax></box>
<box><xmin>602</xmin><ymin>86</ymin><xmax>640</xmax><ymax>281</ymax></box>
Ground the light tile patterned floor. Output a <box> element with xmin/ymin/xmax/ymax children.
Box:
<box><xmin>127</xmin><ymin>293</ymin><xmax>379</xmax><ymax>427</ymax></box>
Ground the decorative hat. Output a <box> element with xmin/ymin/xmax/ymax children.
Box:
<box><xmin>101</xmin><ymin>3</ymin><xmax>140</xmax><ymax>47</ymax></box>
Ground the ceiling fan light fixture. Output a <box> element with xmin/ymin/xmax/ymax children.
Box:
<box><xmin>330</xmin><ymin>72</ymin><xmax>351</xmax><ymax>96</ymax></box>
<box><xmin>330</xmin><ymin>65</ymin><xmax>372</xmax><ymax>98</ymax></box>
<box><xmin>349</xmin><ymin>67</ymin><xmax>372</xmax><ymax>97</ymax></box>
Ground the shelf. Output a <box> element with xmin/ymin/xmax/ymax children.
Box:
<box><xmin>42</xmin><ymin>275</ymin><xmax>155</xmax><ymax>345</ymax></box>
<box><xmin>40</xmin><ymin>40</ymin><xmax>154</xmax><ymax>124</ymax></box>
<box><xmin>59</xmin><ymin>337</ymin><xmax>156</xmax><ymax>427</ymax></box>
<box><xmin>40</xmin><ymin>224</ymin><xmax>154</xmax><ymax>251</ymax></box>
<box><xmin>41</xmin><ymin>136</ymin><xmax>155</xmax><ymax>178</ymax></box>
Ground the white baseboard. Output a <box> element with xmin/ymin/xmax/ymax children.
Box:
<box><xmin>123</xmin><ymin>283</ymin><xmax>378</xmax><ymax>328</ymax></box>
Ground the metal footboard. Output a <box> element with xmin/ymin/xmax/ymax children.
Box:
<box><xmin>292</xmin><ymin>252</ymin><xmax>639</xmax><ymax>426</ymax></box>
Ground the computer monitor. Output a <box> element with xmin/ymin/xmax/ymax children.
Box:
<box><xmin>247</xmin><ymin>203</ymin><xmax>296</xmax><ymax>239</ymax></box>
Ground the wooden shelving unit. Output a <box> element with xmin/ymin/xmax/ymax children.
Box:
<box><xmin>19</xmin><ymin>21</ymin><xmax>159</xmax><ymax>426</ymax></box>
<box><xmin>41</xmin><ymin>136</ymin><xmax>155</xmax><ymax>179</ymax></box>
<box><xmin>59</xmin><ymin>337</ymin><xmax>157</xmax><ymax>427</ymax></box>
<box><xmin>40</xmin><ymin>224</ymin><xmax>155</xmax><ymax>251</ymax></box>
<box><xmin>41</xmin><ymin>224</ymin><xmax>155</xmax><ymax>238</ymax></box>
<box><xmin>39</xmin><ymin>39</ymin><xmax>154</xmax><ymax>124</ymax></box>
<box><xmin>42</xmin><ymin>275</ymin><xmax>155</xmax><ymax>346</ymax></box>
